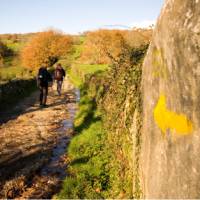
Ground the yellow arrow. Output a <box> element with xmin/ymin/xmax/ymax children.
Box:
<box><xmin>154</xmin><ymin>95</ymin><xmax>193</xmax><ymax>135</ymax></box>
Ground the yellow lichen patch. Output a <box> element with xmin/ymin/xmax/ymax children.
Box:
<box><xmin>154</xmin><ymin>95</ymin><xmax>193</xmax><ymax>135</ymax></box>
<box><xmin>152</xmin><ymin>49</ymin><xmax>168</xmax><ymax>79</ymax></box>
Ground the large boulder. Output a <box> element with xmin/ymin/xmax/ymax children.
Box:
<box><xmin>141</xmin><ymin>0</ymin><xmax>200</xmax><ymax>198</ymax></box>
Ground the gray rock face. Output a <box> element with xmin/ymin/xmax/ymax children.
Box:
<box><xmin>141</xmin><ymin>0</ymin><xmax>200</xmax><ymax>198</ymax></box>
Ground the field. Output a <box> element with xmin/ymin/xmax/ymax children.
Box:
<box><xmin>0</xmin><ymin>34</ymin><xmax>33</xmax><ymax>83</ymax></box>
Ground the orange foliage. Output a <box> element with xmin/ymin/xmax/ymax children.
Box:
<box><xmin>80</xmin><ymin>30</ymin><xmax>128</xmax><ymax>64</ymax></box>
<box><xmin>124</xmin><ymin>28</ymin><xmax>152</xmax><ymax>48</ymax></box>
<box><xmin>80</xmin><ymin>29</ymin><xmax>152</xmax><ymax>65</ymax></box>
<box><xmin>21</xmin><ymin>30</ymin><xmax>73</xmax><ymax>70</ymax></box>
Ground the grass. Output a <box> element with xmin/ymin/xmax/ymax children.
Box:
<box><xmin>56</xmin><ymin>51</ymin><xmax>112</xmax><ymax>198</ymax></box>
<box><xmin>6</xmin><ymin>41</ymin><xmax>25</xmax><ymax>53</ymax></box>
<box><xmin>58</xmin><ymin>46</ymin><xmax>146</xmax><ymax>199</ymax></box>
<box><xmin>57</xmin><ymin>86</ymin><xmax>111</xmax><ymax>199</ymax></box>
<box><xmin>74</xmin><ymin>63</ymin><xmax>108</xmax><ymax>74</ymax></box>
<box><xmin>69</xmin><ymin>63</ymin><xmax>109</xmax><ymax>87</ymax></box>
<box><xmin>0</xmin><ymin>65</ymin><xmax>33</xmax><ymax>83</ymax></box>
<box><xmin>56</xmin><ymin>36</ymin><xmax>108</xmax><ymax>88</ymax></box>
<box><xmin>55</xmin><ymin>35</ymin><xmax>85</xmax><ymax>69</ymax></box>
<box><xmin>59</xmin><ymin>122</ymin><xmax>110</xmax><ymax>199</ymax></box>
<box><xmin>0</xmin><ymin>38</ymin><xmax>37</xmax><ymax>110</ymax></box>
<box><xmin>0</xmin><ymin>39</ymin><xmax>33</xmax><ymax>83</ymax></box>
<box><xmin>1</xmin><ymin>37</ymin><xmax>27</xmax><ymax>53</ymax></box>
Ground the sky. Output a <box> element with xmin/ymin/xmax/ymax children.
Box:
<box><xmin>0</xmin><ymin>0</ymin><xmax>164</xmax><ymax>34</ymax></box>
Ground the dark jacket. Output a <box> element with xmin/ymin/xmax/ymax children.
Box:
<box><xmin>37</xmin><ymin>67</ymin><xmax>52</xmax><ymax>87</ymax></box>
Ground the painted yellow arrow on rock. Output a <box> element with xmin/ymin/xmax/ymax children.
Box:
<box><xmin>154</xmin><ymin>95</ymin><xmax>193</xmax><ymax>135</ymax></box>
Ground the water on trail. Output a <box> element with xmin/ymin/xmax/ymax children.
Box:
<box><xmin>19</xmin><ymin>92</ymin><xmax>78</xmax><ymax>199</ymax></box>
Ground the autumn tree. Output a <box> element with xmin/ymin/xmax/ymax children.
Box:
<box><xmin>80</xmin><ymin>29</ymin><xmax>128</xmax><ymax>64</ymax></box>
<box><xmin>80</xmin><ymin>29</ymin><xmax>152</xmax><ymax>65</ymax></box>
<box><xmin>124</xmin><ymin>28</ymin><xmax>152</xmax><ymax>48</ymax></box>
<box><xmin>21</xmin><ymin>30</ymin><xmax>73</xmax><ymax>70</ymax></box>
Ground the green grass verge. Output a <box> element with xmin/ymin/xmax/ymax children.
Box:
<box><xmin>57</xmin><ymin>87</ymin><xmax>112</xmax><ymax>199</ymax></box>
<box><xmin>58</xmin><ymin>46</ymin><xmax>146</xmax><ymax>198</ymax></box>
<box><xmin>68</xmin><ymin>63</ymin><xmax>109</xmax><ymax>87</ymax></box>
<box><xmin>56</xmin><ymin>57</ymin><xmax>113</xmax><ymax>198</ymax></box>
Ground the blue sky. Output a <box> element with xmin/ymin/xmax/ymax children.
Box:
<box><xmin>0</xmin><ymin>0</ymin><xmax>164</xmax><ymax>34</ymax></box>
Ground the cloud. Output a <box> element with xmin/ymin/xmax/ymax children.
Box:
<box><xmin>100</xmin><ymin>24</ymin><xmax>131</xmax><ymax>30</ymax></box>
<box><xmin>130</xmin><ymin>20</ymin><xmax>155</xmax><ymax>28</ymax></box>
<box><xmin>99</xmin><ymin>21</ymin><xmax>155</xmax><ymax>31</ymax></box>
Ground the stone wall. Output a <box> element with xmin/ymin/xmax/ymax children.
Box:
<box><xmin>0</xmin><ymin>79</ymin><xmax>36</xmax><ymax>110</ymax></box>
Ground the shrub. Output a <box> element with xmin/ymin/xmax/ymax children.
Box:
<box><xmin>21</xmin><ymin>30</ymin><xmax>73</xmax><ymax>70</ymax></box>
<box><xmin>80</xmin><ymin>29</ymin><xmax>128</xmax><ymax>64</ymax></box>
<box><xmin>0</xmin><ymin>40</ymin><xmax>13</xmax><ymax>58</ymax></box>
<box><xmin>80</xmin><ymin>29</ymin><xmax>152</xmax><ymax>65</ymax></box>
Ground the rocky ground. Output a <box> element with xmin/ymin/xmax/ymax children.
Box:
<box><xmin>0</xmin><ymin>79</ymin><xmax>78</xmax><ymax>199</ymax></box>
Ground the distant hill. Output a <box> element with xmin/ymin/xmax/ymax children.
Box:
<box><xmin>100</xmin><ymin>24</ymin><xmax>132</xmax><ymax>30</ymax></box>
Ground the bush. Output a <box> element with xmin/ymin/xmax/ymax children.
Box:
<box><xmin>80</xmin><ymin>29</ymin><xmax>152</xmax><ymax>65</ymax></box>
<box><xmin>80</xmin><ymin>29</ymin><xmax>128</xmax><ymax>64</ymax></box>
<box><xmin>21</xmin><ymin>30</ymin><xmax>73</xmax><ymax>70</ymax></box>
<box><xmin>0</xmin><ymin>40</ymin><xmax>13</xmax><ymax>58</ymax></box>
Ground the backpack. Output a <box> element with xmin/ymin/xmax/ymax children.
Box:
<box><xmin>38</xmin><ymin>68</ymin><xmax>48</xmax><ymax>82</ymax></box>
<box><xmin>38</xmin><ymin>67</ymin><xmax>52</xmax><ymax>86</ymax></box>
<box><xmin>54</xmin><ymin>69</ymin><xmax>63</xmax><ymax>80</ymax></box>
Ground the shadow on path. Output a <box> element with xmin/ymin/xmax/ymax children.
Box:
<box><xmin>0</xmin><ymin>90</ymin><xmax>76</xmax><ymax>125</ymax></box>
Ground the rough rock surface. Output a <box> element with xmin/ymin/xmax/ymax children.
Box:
<box><xmin>141</xmin><ymin>0</ymin><xmax>200</xmax><ymax>198</ymax></box>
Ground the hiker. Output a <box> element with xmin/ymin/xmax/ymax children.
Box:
<box><xmin>54</xmin><ymin>63</ymin><xmax>66</xmax><ymax>96</ymax></box>
<box><xmin>37</xmin><ymin>66</ymin><xmax>52</xmax><ymax>107</ymax></box>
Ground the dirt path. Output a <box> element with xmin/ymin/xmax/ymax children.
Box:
<box><xmin>0</xmin><ymin>79</ymin><xmax>79</xmax><ymax>199</ymax></box>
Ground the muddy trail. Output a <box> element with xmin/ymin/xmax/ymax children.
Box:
<box><xmin>0</xmin><ymin>80</ymin><xmax>79</xmax><ymax>199</ymax></box>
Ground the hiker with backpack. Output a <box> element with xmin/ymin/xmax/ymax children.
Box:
<box><xmin>54</xmin><ymin>63</ymin><xmax>66</xmax><ymax>96</ymax></box>
<box><xmin>37</xmin><ymin>66</ymin><xmax>53</xmax><ymax>107</ymax></box>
